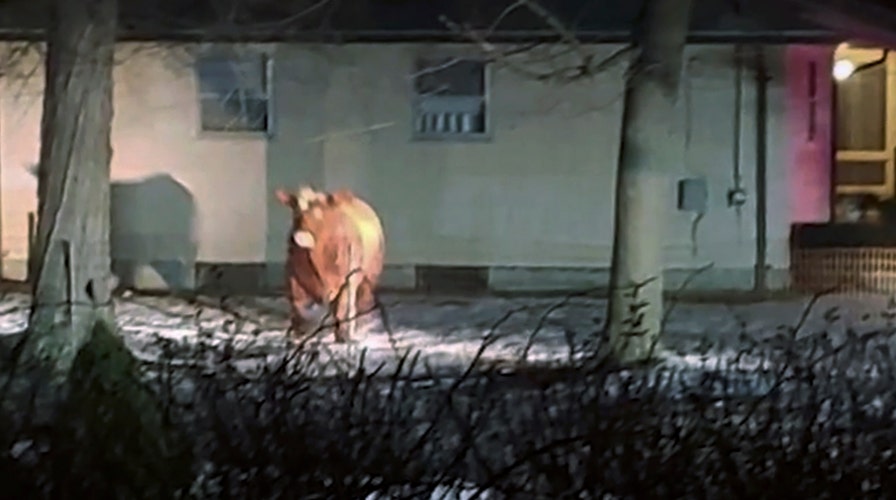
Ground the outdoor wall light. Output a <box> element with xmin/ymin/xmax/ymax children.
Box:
<box><xmin>833</xmin><ymin>59</ymin><xmax>856</xmax><ymax>81</ymax></box>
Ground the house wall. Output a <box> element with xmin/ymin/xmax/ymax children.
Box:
<box><xmin>0</xmin><ymin>41</ymin><xmax>828</xmax><ymax>293</ymax></box>
<box><xmin>0</xmin><ymin>43</ymin><xmax>269</xmax><ymax>290</ymax></box>
<box><xmin>266</xmin><ymin>43</ymin><xmax>816</xmax><ymax>292</ymax></box>
<box><xmin>785</xmin><ymin>44</ymin><xmax>835</xmax><ymax>224</ymax></box>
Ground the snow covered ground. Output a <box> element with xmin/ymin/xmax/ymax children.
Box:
<box><xmin>4</xmin><ymin>290</ymin><xmax>895</xmax><ymax>498</ymax></box>
<box><xmin>0</xmin><ymin>289</ymin><xmax>894</xmax><ymax>379</ymax></box>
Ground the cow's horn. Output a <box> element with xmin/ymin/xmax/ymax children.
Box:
<box><xmin>297</xmin><ymin>185</ymin><xmax>317</xmax><ymax>211</ymax></box>
<box><xmin>297</xmin><ymin>185</ymin><xmax>316</xmax><ymax>198</ymax></box>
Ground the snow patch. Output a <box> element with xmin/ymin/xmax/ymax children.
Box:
<box><xmin>0</xmin><ymin>291</ymin><xmax>892</xmax><ymax>382</ymax></box>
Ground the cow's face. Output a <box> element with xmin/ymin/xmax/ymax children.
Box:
<box><xmin>275</xmin><ymin>186</ymin><xmax>333</xmax><ymax>250</ymax></box>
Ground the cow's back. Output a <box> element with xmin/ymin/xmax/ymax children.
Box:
<box><xmin>301</xmin><ymin>205</ymin><xmax>359</xmax><ymax>297</ymax></box>
<box><xmin>330</xmin><ymin>191</ymin><xmax>385</xmax><ymax>285</ymax></box>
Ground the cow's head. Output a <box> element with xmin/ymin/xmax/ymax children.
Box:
<box><xmin>275</xmin><ymin>185</ymin><xmax>334</xmax><ymax>250</ymax></box>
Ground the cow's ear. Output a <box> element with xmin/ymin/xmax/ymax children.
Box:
<box><xmin>275</xmin><ymin>189</ymin><xmax>297</xmax><ymax>209</ymax></box>
<box><xmin>292</xmin><ymin>230</ymin><xmax>316</xmax><ymax>248</ymax></box>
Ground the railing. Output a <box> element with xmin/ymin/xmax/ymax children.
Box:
<box><xmin>790</xmin><ymin>222</ymin><xmax>896</xmax><ymax>295</ymax></box>
<box><xmin>791</xmin><ymin>247</ymin><xmax>896</xmax><ymax>295</ymax></box>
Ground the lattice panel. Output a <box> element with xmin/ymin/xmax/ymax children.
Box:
<box><xmin>791</xmin><ymin>247</ymin><xmax>896</xmax><ymax>295</ymax></box>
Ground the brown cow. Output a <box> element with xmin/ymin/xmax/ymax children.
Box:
<box><xmin>274</xmin><ymin>185</ymin><xmax>385</xmax><ymax>342</ymax></box>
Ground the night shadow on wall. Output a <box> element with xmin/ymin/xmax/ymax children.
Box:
<box><xmin>24</xmin><ymin>166</ymin><xmax>197</xmax><ymax>292</ymax></box>
<box><xmin>110</xmin><ymin>174</ymin><xmax>197</xmax><ymax>292</ymax></box>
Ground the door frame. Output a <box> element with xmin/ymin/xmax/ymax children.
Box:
<box><xmin>833</xmin><ymin>47</ymin><xmax>896</xmax><ymax>199</ymax></box>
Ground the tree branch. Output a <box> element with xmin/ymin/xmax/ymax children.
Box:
<box><xmin>439</xmin><ymin>0</ymin><xmax>635</xmax><ymax>85</ymax></box>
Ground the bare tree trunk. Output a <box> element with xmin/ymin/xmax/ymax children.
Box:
<box><xmin>606</xmin><ymin>0</ymin><xmax>693</xmax><ymax>363</ymax></box>
<box><xmin>23</xmin><ymin>0</ymin><xmax>117</xmax><ymax>376</ymax></box>
<box><xmin>6</xmin><ymin>4</ymin><xmax>195</xmax><ymax>491</ymax></box>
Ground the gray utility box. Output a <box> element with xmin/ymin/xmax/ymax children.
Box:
<box><xmin>677</xmin><ymin>177</ymin><xmax>708</xmax><ymax>213</ymax></box>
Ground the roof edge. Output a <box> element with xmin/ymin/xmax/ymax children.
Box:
<box><xmin>0</xmin><ymin>28</ymin><xmax>842</xmax><ymax>45</ymax></box>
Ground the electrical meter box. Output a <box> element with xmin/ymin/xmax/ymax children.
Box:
<box><xmin>677</xmin><ymin>177</ymin><xmax>708</xmax><ymax>213</ymax></box>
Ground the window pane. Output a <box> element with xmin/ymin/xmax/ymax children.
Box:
<box><xmin>200</xmin><ymin>95</ymin><xmax>268</xmax><ymax>132</ymax></box>
<box><xmin>835</xmin><ymin>160</ymin><xmax>887</xmax><ymax>186</ymax></box>
<box><xmin>196</xmin><ymin>51</ymin><xmax>269</xmax><ymax>132</ymax></box>
<box><xmin>196</xmin><ymin>54</ymin><xmax>267</xmax><ymax>97</ymax></box>
<box><xmin>836</xmin><ymin>63</ymin><xmax>886</xmax><ymax>151</ymax></box>
<box><xmin>414</xmin><ymin>58</ymin><xmax>485</xmax><ymax>96</ymax></box>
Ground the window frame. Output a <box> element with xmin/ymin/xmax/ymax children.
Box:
<box><xmin>194</xmin><ymin>47</ymin><xmax>275</xmax><ymax>138</ymax></box>
<box><xmin>410</xmin><ymin>56</ymin><xmax>492</xmax><ymax>142</ymax></box>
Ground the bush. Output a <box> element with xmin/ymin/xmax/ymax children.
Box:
<box><xmin>1</xmin><ymin>292</ymin><xmax>896</xmax><ymax>498</ymax></box>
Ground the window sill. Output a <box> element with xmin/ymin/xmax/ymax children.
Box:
<box><xmin>411</xmin><ymin>132</ymin><xmax>493</xmax><ymax>143</ymax></box>
<box><xmin>196</xmin><ymin>129</ymin><xmax>273</xmax><ymax>141</ymax></box>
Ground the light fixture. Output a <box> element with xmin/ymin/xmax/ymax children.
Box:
<box><xmin>833</xmin><ymin>59</ymin><xmax>856</xmax><ymax>81</ymax></box>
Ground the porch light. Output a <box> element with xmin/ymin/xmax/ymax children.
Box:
<box><xmin>833</xmin><ymin>59</ymin><xmax>856</xmax><ymax>81</ymax></box>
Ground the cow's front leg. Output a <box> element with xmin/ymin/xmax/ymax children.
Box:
<box><xmin>289</xmin><ymin>312</ymin><xmax>312</xmax><ymax>339</ymax></box>
<box><xmin>331</xmin><ymin>292</ymin><xmax>354</xmax><ymax>343</ymax></box>
<box><xmin>351</xmin><ymin>278</ymin><xmax>379</xmax><ymax>333</ymax></box>
<box><xmin>290</xmin><ymin>300</ymin><xmax>329</xmax><ymax>341</ymax></box>
<box><xmin>331</xmin><ymin>273</ymin><xmax>362</xmax><ymax>343</ymax></box>
<box><xmin>286</xmin><ymin>275</ymin><xmax>328</xmax><ymax>341</ymax></box>
<box><xmin>286</xmin><ymin>276</ymin><xmax>308</xmax><ymax>339</ymax></box>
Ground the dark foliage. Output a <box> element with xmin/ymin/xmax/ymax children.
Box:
<box><xmin>0</xmin><ymin>291</ymin><xmax>895</xmax><ymax>498</ymax></box>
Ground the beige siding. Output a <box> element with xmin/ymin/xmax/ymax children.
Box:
<box><xmin>0</xmin><ymin>43</ymin><xmax>268</xmax><ymax>282</ymax></box>
<box><xmin>267</xmin><ymin>43</ymin><xmax>792</xmax><ymax>272</ymax></box>
<box><xmin>0</xmin><ymin>41</ymin><xmax>795</xmax><ymax>288</ymax></box>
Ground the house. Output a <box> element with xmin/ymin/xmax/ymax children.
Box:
<box><xmin>0</xmin><ymin>0</ymin><xmax>893</xmax><ymax>295</ymax></box>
